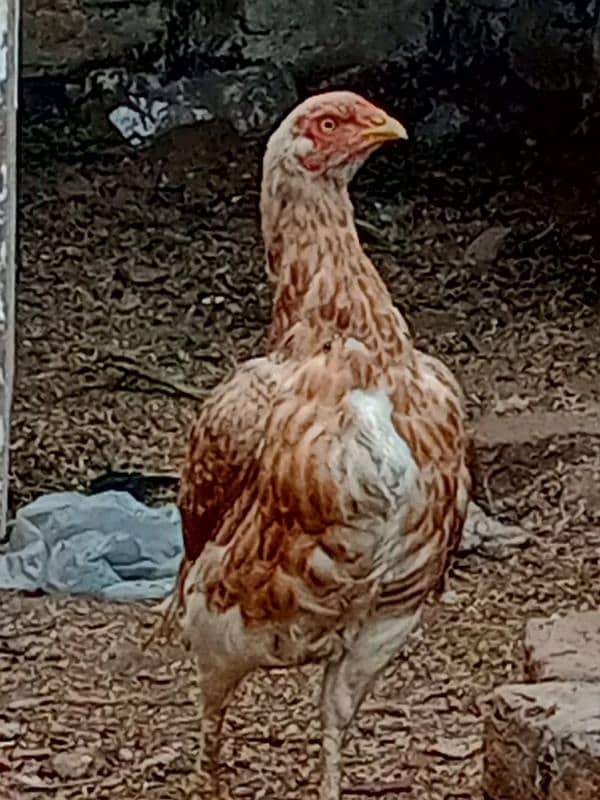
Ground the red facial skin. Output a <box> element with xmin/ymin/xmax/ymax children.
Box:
<box><xmin>294</xmin><ymin>100</ymin><xmax>388</xmax><ymax>173</ymax></box>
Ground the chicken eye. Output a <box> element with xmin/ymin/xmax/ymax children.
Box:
<box><xmin>320</xmin><ymin>117</ymin><xmax>337</xmax><ymax>134</ymax></box>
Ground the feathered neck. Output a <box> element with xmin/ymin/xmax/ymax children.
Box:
<box><xmin>260</xmin><ymin>162</ymin><xmax>413</xmax><ymax>365</ymax></box>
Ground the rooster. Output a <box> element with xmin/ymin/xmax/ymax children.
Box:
<box><xmin>176</xmin><ymin>91</ymin><xmax>471</xmax><ymax>799</ymax></box>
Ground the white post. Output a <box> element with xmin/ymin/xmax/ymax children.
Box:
<box><xmin>0</xmin><ymin>0</ymin><xmax>18</xmax><ymax>537</ymax></box>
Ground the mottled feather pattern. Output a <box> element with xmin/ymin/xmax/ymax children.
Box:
<box><xmin>178</xmin><ymin>129</ymin><xmax>471</xmax><ymax>633</ymax></box>
<box><xmin>260</xmin><ymin>149</ymin><xmax>470</xmax><ymax>616</ymax></box>
<box><xmin>179</xmin><ymin>337</ymin><xmax>422</xmax><ymax>628</ymax></box>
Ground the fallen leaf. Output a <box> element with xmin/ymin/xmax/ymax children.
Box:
<box><xmin>118</xmin><ymin>746</ymin><xmax>134</xmax><ymax>762</ymax></box>
<box><xmin>12</xmin><ymin>747</ymin><xmax>53</xmax><ymax>759</ymax></box>
<box><xmin>139</xmin><ymin>746</ymin><xmax>180</xmax><ymax>771</ymax></box>
<box><xmin>465</xmin><ymin>225</ymin><xmax>510</xmax><ymax>263</ymax></box>
<box><xmin>0</xmin><ymin>721</ymin><xmax>23</xmax><ymax>742</ymax></box>
<box><xmin>424</xmin><ymin>736</ymin><xmax>482</xmax><ymax>760</ymax></box>
<box><xmin>51</xmin><ymin>748</ymin><xmax>94</xmax><ymax>779</ymax></box>
<box><xmin>493</xmin><ymin>393</ymin><xmax>531</xmax><ymax>415</ymax></box>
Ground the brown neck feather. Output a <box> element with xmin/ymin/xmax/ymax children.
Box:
<box><xmin>261</xmin><ymin>170</ymin><xmax>412</xmax><ymax>364</ymax></box>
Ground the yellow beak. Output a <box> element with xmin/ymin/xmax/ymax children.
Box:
<box><xmin>362</xmin><ymin>114</ymin><xmax>408</xmax><ymax>144</ymax></box>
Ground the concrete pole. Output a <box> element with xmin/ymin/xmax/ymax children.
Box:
<box><xmin>0</xmin><ymin>0</ymin><xmax>18</xmax><ymax>537</ymax></box>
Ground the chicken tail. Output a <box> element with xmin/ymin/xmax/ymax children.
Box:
<box><xmin>141</xmin><ymin>557</ymin><xmax>190</xmax><ymax>651</ymax></box>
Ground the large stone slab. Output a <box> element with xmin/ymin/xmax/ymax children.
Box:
<box><xmin>483</xmin><ymin>682</ymin><xmax>600</xmax><ymax>800</ymax></box>
<box><xmin>525</xmin><ymin>611</ymin><xmax>600</xmax><ymax>683</ymax></box>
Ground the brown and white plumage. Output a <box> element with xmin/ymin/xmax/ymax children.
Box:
<box><xmin>175</xmin><ymin>91</ymin><xmax>471</xmax><ymax>799</ymax></box>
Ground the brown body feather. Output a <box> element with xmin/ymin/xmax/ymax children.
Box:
<box><xmin>178</xmin><ymin>166</ymin><xmax>470</xmax><ymax>628</ymax></box>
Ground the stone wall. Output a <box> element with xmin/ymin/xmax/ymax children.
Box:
<box><xmin>22</xmin><ymin>0</ymin><xmax>165</xmax><ymax>77</ymax></box>
<box><xmin>21</xmin><ymin>0</ymin><xmax>600</xmax><ymax>141</ymax></box>
<box><xmin>170</xmin><ymin>0</ymin><xmax>436</xmax><ymax>76</ymax></box>
<box><xmin>23</xmin><ymin>0</ymin><xmax>600</xmax><ymax>86</ymax></box>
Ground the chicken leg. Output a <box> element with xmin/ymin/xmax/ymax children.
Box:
<box><xmin>193</xmin><ymin>669</ymin><xmax>241</xmax><ymax>796</ymax></box>
<box><xmin>319</xmin><ymin>612</ymin><xmax>421</xmax><ymax>800</ymax></box>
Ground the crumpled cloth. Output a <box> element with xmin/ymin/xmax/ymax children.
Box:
<box><xmin>0</xmin><ymin>491</ymin><xmax>183</xmax><ymax>600</ymax></box>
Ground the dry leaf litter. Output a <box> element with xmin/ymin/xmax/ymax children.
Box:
<box><xmin>1</xmin><ymin>86</ymin><xmax>599</xmax><ymax>799</ymax></box>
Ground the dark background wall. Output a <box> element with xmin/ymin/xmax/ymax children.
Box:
<box><xmin>21</xmin><ymin>0</ymin><xmax>600</xmax><ymax>145</ymax></box>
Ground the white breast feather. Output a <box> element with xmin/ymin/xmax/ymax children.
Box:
<box><xmin>345</xmin><ymin>388</ymin><xmax>419</xmax><ymax>514</ymax></box>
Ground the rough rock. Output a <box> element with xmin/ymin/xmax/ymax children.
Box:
<box><xmin>447</xmin><ymin>0</ymin><xmax>600</xmax><ymax>95</ymax></box>
<box><xmin>72</xmin><ymin>63</ymin><xmax>297</xmax><ymax>144</ymax></box>
<box><xmin>413</xmin><ymin>102</ymin><xmax>471</xmax><ymax>143</ymax></box>
<box><xmin>22</xmin><ymin>0</ymin><xmax>165</xmax><ymax>78</ymax></box>
<box><xmin>483</xmin><ymin>681</ymin><xmax>600</xmax><ymax>800</ymax></box>
<box><xmin>171</xmin><ymin>0</ymin><xmax>436</xmax><ymax>77</ymax></box>
<box><xmin>524</xmin><ymin>611</ymin><xmax>600</xmax><ymax>683</ymax></box>
<box><xmin>506</xmin><ymin>0</ymin><xmax>600</xmax><ymax>93</ymax></box>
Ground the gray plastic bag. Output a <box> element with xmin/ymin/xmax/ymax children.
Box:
<box><xmin>0</xmin><ymin>491</ymin><xmax>183</xmax><ymax>600</ymax></box>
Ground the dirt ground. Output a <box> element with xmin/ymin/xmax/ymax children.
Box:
<box><xmin>1</xmin><ymin>88</ymin><xmax>599</xmax><ymax>799</ymax></box>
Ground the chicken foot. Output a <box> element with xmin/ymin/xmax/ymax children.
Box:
<box><xmin>319</xmin><ymin>612</ymin><xmax>421</xmax><ymax>800</ymax></box>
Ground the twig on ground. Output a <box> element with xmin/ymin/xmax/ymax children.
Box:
<box><xmin>12</xmin><ymin>774</ymin><xmax>102</xmax><ymax>791</ymax></box>
<box><xmin>99</xmin><ymin>352</ymin><xmax>205</xmax><ymax>401</ymax></box>
<box><xmin>56</xmin><ymin>380</ymin><xmax>124</xmax><ymax>401</ymax></box>
<box><xmin>355</xmin><ymin>217</ymin><xmax>389</xmax><ymax>243</ymax></box>
<box><xmin>344</xmin><ymin>779</ymin><xmax>412</xmax><ymax>795</ymax></box>
<box><xmin>522</xmin><ymin>221</ymin><xmax>556</xmax><ymax>247</ymax></box>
